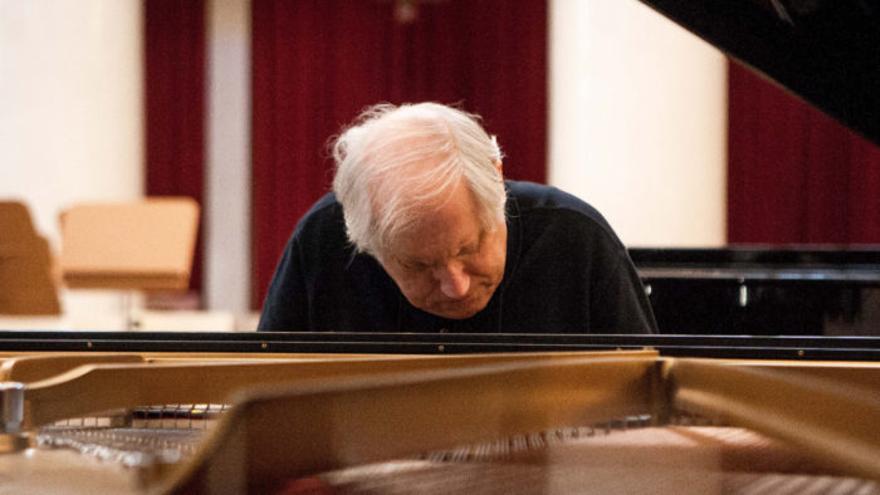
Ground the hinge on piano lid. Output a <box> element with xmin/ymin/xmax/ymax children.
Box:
<box><xmin>0</xmin><ymin>382</ymin><xmax>29</xmax><ymax>453</ymax></box>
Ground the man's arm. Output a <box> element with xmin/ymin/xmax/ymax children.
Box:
<box><xmin>591</xmin><ymin>255</ymin><xmax>658</xmax><ymax>334</ymax></box>
<box><xmin>257</xmin><ymin>236</ymin><xmax>309</xmax><ymax>332</ymax></box>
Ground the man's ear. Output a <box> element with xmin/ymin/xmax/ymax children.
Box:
<box><xmin>495</xmin><ymin>160</ymin><xmax>504</xmax><ymax>177</ymax></box>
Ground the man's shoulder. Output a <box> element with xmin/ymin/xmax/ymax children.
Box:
<box><xmin>302</xmin><ymin>191</ymin><xmax>342</xmax><ymax>220</ymax></box>
<box><xmin>506</xmin><ymin>180</ymin><xmax>616</xmax><ymax>237</ymax></box>
<box><xmin>282</xmin><ymin>191</ymin><xmax>352</xmax><ymax>264</ymax></box>
<box><xmin>293</xmin><ymin>192</ymin><xmax>343</xmax><ymax>236</ymax></box>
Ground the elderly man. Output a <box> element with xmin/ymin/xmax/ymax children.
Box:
<box><xmin>258</xmin><ymin>102</ymin><xmax>656</xmax><ymax>334</ymax></box>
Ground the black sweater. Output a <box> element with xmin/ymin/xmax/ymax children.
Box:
<box><xmin>258</xmin><ymin>181</ymin><xmax>657</xmax><ymax>334</ymax></box>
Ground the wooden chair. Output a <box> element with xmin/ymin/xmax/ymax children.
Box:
<box><xmin>0</xmin><ymin>201</ymin><xmax>61</xmax><ymax>315</ymax></box>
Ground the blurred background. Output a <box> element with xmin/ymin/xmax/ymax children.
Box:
<box><xmin>1</xmin><ymin>0</ymin><xmax>876</xmax><ymax>331</ymax></box>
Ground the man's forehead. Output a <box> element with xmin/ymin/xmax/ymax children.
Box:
<box><xmin>393</xmin><ymin>223</ymin><xmax>482</xmax><ymax>260</ymax></box>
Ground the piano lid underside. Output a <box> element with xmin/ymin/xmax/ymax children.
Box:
<box><xmin>637</xmin><ymin>0</ymin><xmax>880</xmax><ymax>146</ymax></box>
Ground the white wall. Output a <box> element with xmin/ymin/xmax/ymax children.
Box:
<box><xmin>0</xmin><ymin>0</ymin><xmax>144</xmax><ymax>245</ymax></box>
<box><xmin>0</xmin><ymin>0</ymin><xmax>144</xmax><ymax>324</ymax></box>
<box><xmin>549</xmin><ymin>0</ymin><xmax>727</xmax><ymax>247</ymax></box>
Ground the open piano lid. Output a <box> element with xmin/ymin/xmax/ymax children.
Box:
<box><xmin>637</xmin><ymin>0</ymin><xmax>880</xmax><ymax>146</ymax></box>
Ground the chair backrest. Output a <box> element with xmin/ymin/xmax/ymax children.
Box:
<box><xmin>0</xmin><ymin>201</ymin><xmax>61</xmax><ymax>314</ymax></box>
<box><xmin>60</xmin><ymin>198</ymin><xmax>200</xmax><ymax>290</ymax></box>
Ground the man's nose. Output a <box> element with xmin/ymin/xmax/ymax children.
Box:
<box><xmin>436</xmin><ymin>262</ymin><xmax>470</xmax><ymax>299</ymax></box>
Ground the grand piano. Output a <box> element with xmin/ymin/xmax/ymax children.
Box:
<box><xmin>2</xmin><ymin>1</ymin><xmax>880</xmax><ymax>494</ymax></box>
<box><xmin>631</xmin><ymin>0</ymin><xmax>880</xmax><ymax>337</ymax></box>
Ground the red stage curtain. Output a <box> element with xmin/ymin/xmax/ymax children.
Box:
<box><xmin>727</xmin><ymin>62</ymin><xmax>880</xmax><ymax>245</ymax></box>
<box><xmin>144</xmin><ymin>0</ymin><xmax>206</xmax><ymax>295</ymax></box>
<box><xmin>251</xmin><ymin>0</ymin><xmax>547</xmax><ymax>308</ymax></box>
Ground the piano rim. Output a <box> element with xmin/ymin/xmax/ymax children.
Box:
<box><xmin>2</xmin><ymin>331</ymin><xmax>880</xmax><ymax>360</ymax></box>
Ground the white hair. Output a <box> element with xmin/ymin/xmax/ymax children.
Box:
<box><xmin>331</xmin><ymin>102</ymin><xmax>506</xmax><ymax>258</ymax></box>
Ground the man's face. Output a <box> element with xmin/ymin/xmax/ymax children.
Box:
<box><xmin>379</xmin><ymin>180</ymin><xmax>507</xmax><ymax>320</ymax></box>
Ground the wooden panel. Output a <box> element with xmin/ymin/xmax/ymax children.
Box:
<box><xmin>59</xmin><ymin>198</ymin><xmax>199</xmax><ymax>290</ymax></box>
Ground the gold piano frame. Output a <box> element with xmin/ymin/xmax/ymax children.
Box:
<box><xmin>1</xmin><ymin>350</ymin><xmax>880</xmax><ymax>493</ymax></box>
